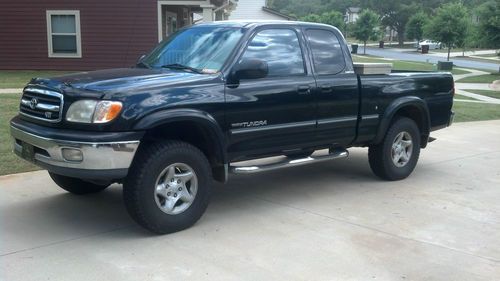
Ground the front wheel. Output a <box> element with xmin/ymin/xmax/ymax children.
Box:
<box><xmin>123</xmin><ymin>140</ymin><xmax>211</xmax><ymax>234</ymax></box>
<box><xmin>368</xmin><ymin>117</ymin><xmax>421</xmax><ymax>181</ymax></box>
<box><xmin>48</xmin><ymin>172</ymin><xmax>110</xmax><ymax>195</ymax></box>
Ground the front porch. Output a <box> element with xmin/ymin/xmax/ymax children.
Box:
<box><xmin>157</xmin><ymin>0</ymin><xmax>236</xmax><ymax>41</ymax></box>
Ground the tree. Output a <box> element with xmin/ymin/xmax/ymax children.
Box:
<box><xmin>424</xmin><ymin>3</ymin><xmax>469</xmax><ymax>61</ymax></box>
<box><xmin>319</xmin><ymin>11</ymin><xmax>346</xmax><ymax>30</ymax></box>
<box><xmin>300</xmin><ymin>14</ymin><xmax>322</xmax><ymax>23</ymax></box>
<box><xmin>300</xmin><ymin>11</ymin><xmax>345</xmax><ymax>30</ymax></box>
<box><xmin>474</xmin><ymin>0</ymin><xmax>500</xmax><ymax>48</ymax></box>
<box><xmin>363</xmin><ymin>0</ymin><xmax>421</xmax><ymax>46</ymax></box>
<box><xmin>405</xmin><ymin>12</ymin><xmax>429</xmax><ymax>51</ymax></box>
<box><xmin>352</xmin><ymin>10</ymin><xmax>381</xmax><ymax>54</ymax></box>
<box><xmin>269</xmin><ymin>0</ymin><xmax>363</xmax><ymax>17</ymax></box>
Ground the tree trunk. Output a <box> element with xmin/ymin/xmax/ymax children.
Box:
<box><xmin>447</xmin><ymin>47</ymin><xmax>451</xmax><ymax>61</ymax></box>
<box><xmin>364</xmin><ymin>41</ymin><xmax>367</xmax><ymax>55</ymax></box>
<box><xmin>397</xmin><ymin>26</ymin><xmax>405</xmax><ymax>47</ymax></box>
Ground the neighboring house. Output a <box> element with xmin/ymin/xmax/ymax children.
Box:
<box><xmin>345</xmin><ymin>7</ymin><xmax>360</xmax><ymax>23</ymax></box>
<box><xmin>229</xmin><ymin>0</ymin><xmax>295</xmax><ymax>21</ymax></box>
<box><xmin>0</xmin><ymin>0</ymin><xmax>236</xmax><ymax>70</ymax></box>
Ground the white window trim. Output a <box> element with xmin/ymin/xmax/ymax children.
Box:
<box><xmin>46</xmin><ymin>10</ymin><xmax>82</xmax><ymax>58</ymax></box>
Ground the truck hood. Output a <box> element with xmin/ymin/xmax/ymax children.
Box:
<box><xmin>29</xmin><ymin>68</ymin><xmax>217</xmax><ymax>98</ymax></box>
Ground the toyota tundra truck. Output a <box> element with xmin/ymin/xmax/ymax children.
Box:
<box><xmin>10</xmin><ymin>21</ymin><xmax>454</xmax><ymax>234</ymax></box>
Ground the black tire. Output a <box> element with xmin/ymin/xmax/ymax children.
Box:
<box><xmin>368</xmin><ymin>117</ymin><xmax>421</xmax><ymax>181</ymax></box>
<box><xmin>123</xmin><ymin>140</ymin><xmax>212</xmax><ymax>234</ymax></box>
<box><xmin>48</xmin><ymin>172</ymin><xmax>110</xmax><ymax>195</ymax></box>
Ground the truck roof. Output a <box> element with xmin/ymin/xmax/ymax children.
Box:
<box><xmin>195</xmin><ymin>20</ymin><xmax>338</xmax><ymax>30</ymax></box>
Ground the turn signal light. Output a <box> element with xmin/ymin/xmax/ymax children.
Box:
<box><xmin>93</xmin><ymin>101</ymin><xmax>123</xmax><ymax>123</ymax></box>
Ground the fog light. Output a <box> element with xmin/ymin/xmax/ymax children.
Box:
<box><xmin>61</xmin><ymin>148</ymin><xmax>83</xmax><ymax>162</ymax></box>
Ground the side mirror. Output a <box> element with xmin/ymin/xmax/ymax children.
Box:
<box><xmin>232</xmin><ymin>59</ymin><xmax>268</xmax><ymax>81</ymax></box>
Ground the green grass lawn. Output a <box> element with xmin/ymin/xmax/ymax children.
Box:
<box><xmin>456</xmin><ymin>73</ymin><xmax>500</xmax><ymax>83</ymax></box>
<box><xmin>462</xmin><ymin>89</ymin><xmax>500</xmax><ymax>99</ymax></box>
<box><xmin>0</xmin><ymin>70</ymin><xmax>71</xmax><ymax>88</ymax></box>
<box><xmin>454</xmin><ymin>94</ymin><xmax>477</xmax><ymax>100</ymax></box>
<box><xmin>352</xmin><ymin>55</ymin><xmax>470</xmax><ymax>75</ymax></box>
<box><xmin>452</xmin><ymin>101</ymin><xmax>500</xmax><ymax>122</ymax></box>
<box><xmin>0</xmin><ymin>94</ymin><xmax>40</xmax><ymax>176</ymax></box>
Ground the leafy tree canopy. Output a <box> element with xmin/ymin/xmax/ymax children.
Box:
<box><xmin>405</xmin><ymin>12</ymin><xmax>429</xmax><ymax>42</ymax></box>
<box><xmin>300</xmin><ymin>11</ymin><xmax>345</xmax><ymax>30</ymax></box>
<box><xmin>425</xmin><ymin>2</ymin><xmax>469</xmax><ymax>60</ymax></box>
<box><xmin>473</xmin><ymin>0</ymin><xmax>500</xmax><ymax>48</ymax></box>
<box><xmin>352</xmin><ymin>9</ymin><xmax>381</xmax><ymax>53</ymax></box>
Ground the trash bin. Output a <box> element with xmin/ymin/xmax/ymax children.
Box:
<box><xmin>379</xmin><ymin>41</ymin><xmax>384</xmax><ymax>48</ymax></box>
<box><xmin>437</xmin><ymin>61</ymin><xmax>453</xmax><ymax>71</ymax></box>
<box><xmin>351</xmin><ymin>44</ymin><xmax>358</xmax><ymax>54</ymax></box>
<box><xmin>421</xmin><ymin>45</ymin><xmax>429</xmax><ymax>54</ymax></box>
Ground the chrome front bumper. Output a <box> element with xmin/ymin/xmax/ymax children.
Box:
<box><xmin>11</xmin><ymin>125</ymin><xmax>140</xmax><ymax>172</ymax></box>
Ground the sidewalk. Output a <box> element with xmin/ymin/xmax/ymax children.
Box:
<box><xmin>430</xmin><ymin>49</ymin><xmax>498</xmax><ymax>58</ymax></box>
<box><xmin>455</xmin><ymin>89</ymin><xmax>500</xmax><ymax>104</ymax></box>
<box><xmin>0</xmin><ymin>88</ymin><xmax>21</xmax><ymax>94</ymax></box>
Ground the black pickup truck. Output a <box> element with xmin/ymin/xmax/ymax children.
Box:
<box><xmin>10</xmin><ymin>21</ymin><xmax>454</xmax><ymax>234</ymax></box>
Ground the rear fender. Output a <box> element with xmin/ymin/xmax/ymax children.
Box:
<box><xmin>373</xmin><ymin>96</ymin><xmax>431</xmax><ymax>147</ymax></box>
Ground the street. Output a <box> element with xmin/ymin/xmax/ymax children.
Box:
<box><xmin>1</xmin><ymin>120</ymin><xmax>500</xmax><ymax>280</ymax></box>
<box><xmin>359</xmin><ymin>46</ymin><xmax>499</xmax><ymax>71</ymax></box>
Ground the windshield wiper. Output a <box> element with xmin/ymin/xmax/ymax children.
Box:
<box><xmin>161</xmin><ymin>63</ymin><xmax>203</xmax><ymax>74</ymax></box>
<box><xmin>136</xmin><ymin>61</ymin><xmax>151</xmax><ymax>69</ymax></box>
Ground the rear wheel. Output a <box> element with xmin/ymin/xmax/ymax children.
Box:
<box><xmin>123</xmin><ymin>140</ymin><xmax>211</xmax><ymax>234</ymax></box>
<box><xmin>368</xmin><ymin>117</ymin><xmax>421</xmax><ymax>180</ymax></box>
<box><xmin>48</xmin><ymin>172</ymin><xmax>109</xmax><ymax>195</ymax></box>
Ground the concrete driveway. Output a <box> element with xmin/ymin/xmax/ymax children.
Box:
<box><xmin>1</xmin><ymin>120</ymin><xmax>500</xmax><ymax>281</ymax></box>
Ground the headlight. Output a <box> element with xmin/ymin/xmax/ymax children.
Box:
<box><xmin>66</xmin><ymin>100</ymin><xmax>122</xmax><ymax>123</ymax></box>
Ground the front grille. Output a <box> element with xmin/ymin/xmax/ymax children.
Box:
<box><xmin>20</xmin><ymin>87</ymin><xmax>64</xmax><ymax>123</ymax></box>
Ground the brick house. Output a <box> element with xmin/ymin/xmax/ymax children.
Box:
<box><xmin>0</xmin><ymin>0</ymin><xmax>236</xmax><ymax>70</ymax></box>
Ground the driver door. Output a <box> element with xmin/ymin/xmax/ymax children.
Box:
<box><xmin>224</xmin><ymin>28</ymin><xmax>317</xmax><ymax>160</ymax></box>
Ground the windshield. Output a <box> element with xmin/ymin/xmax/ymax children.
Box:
<box><xmin>141</xmin><ymin>26</ymin><xmax>245</xmax><ymax>73</ymax></box>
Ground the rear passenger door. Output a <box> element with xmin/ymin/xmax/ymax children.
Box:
<box><xmin>305</xmin><ymin>29</ymin><xmax>360</xmax><ymax>146</ymax></box>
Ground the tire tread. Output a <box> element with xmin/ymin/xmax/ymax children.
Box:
<box><xmin>123</xmin><ymin>140</ymin><xmax>211</xmax><ymax>234</ymax></box>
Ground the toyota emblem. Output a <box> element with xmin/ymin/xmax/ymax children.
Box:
<box><xmin>29</xmin><ymin>98</ymin><xmax>38</xmax><ymax>109</ymax></box>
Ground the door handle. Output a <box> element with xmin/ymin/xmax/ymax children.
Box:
<box><xmin>321</xmin><ymin>84</ymin><xmax>333</xmax><ymax>92</ymax></box>
<box><xmin>297</xmin><ymin>85</ymin><xmax>311</xmax><ymax>94</ymax></box>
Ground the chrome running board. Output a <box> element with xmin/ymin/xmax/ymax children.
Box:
<box><xmin>230</xmin><ymin>148</ymin><xmax>349</xmax><ymax>174</ymax></box>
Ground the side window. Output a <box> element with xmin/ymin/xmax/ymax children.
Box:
<box><xmin>306</xmin><ymin>29</ymin><xmax>345</xmax><ymax>75</ymax></box>
<box><xmin>240</xmin><ymin>29</ymin><xmax>305</xmax><ymax>77</ymax></box>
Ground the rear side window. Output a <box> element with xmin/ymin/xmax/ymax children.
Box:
<box><xmin>306</xmin><ymin>29</ymin><xmax>345</xmax><ymax>75</ymax></box>
<box><xmin>240</xmin><ymin>29</ymin><xmax>305</xmax><ymax>77</ymax></box>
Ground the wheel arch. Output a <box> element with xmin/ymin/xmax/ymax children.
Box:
<box><xmin>373</xmin><ymin>96</ymin><xmax>431</xmax><ymax>148</ymax></box>
<box><xmin>133</xmin><ymin>109</ymin><xmax>228</xmax><ymax>181</ymax></box>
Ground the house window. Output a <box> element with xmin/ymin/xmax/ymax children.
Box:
<box><xmin>46</xmin><ymin>10</ymin><xmax>81</xmax><ymax>58</ymax></box>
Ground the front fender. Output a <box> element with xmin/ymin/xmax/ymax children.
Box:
<box><xmin>133</xmin><ymin>108</ymin><xmax>227</xmax><ymax>163</ymax></box>
<box><xmin>373</xmin><ymin>96</ymin><xmax>431</xmax><ymax>146</ymax></box>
